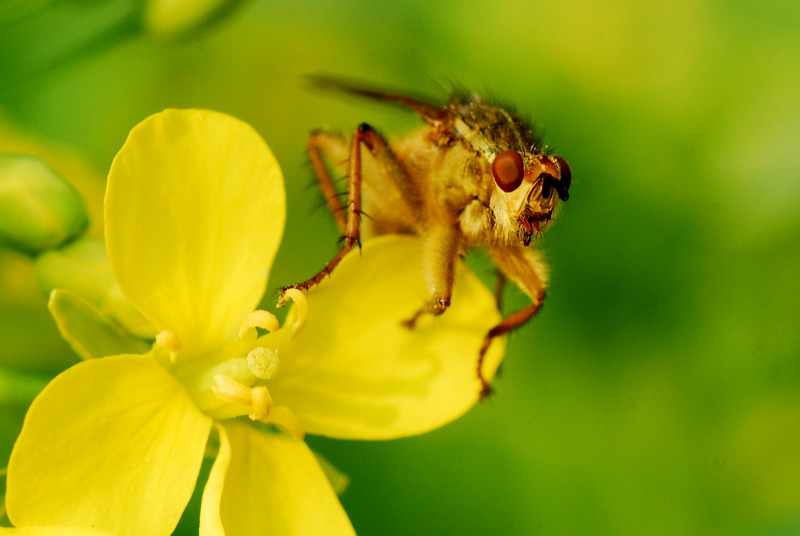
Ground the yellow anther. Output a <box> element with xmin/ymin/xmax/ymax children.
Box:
<box><xmin>280</xmin><ymin>288</ymin><xmax>308</xmax><ymax>339</ymax></box>
<box><xmin>247</xmin><ymin>346</ymin><xmax>280</xmax><ymax>380</ymax></box>
<box><xmin>212</xmin><ymin>375</ymin><xmax>274</xmax><ymax>422</ymax></box>
<box><xmin>155</xmin><ymin>330</ymin><xmax>182</xmax><ymax>362</ymax></box>
<box><xmin>249</xmin><ymin>386</ymin><xmax>273</xmax><ymax>422</ymax></box>
<box><xmin>211</xmin><ymin>375</ymin><xmax>252</xmax><ymax>407</ymax></box>
<box><xmin>238</xmin><ymin>310</ymin><xmax>280</xmax><ymax>339</ymax></box>
<box><xmin>267</xmin><ymin>406</ymin><xmax>306</xmax><ymax>440</ymax></box>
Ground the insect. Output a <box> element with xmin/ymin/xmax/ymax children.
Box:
<box><xmin>280</xmin><ymin>76</ymin><xmax>572</xmax><ymax>397</ymax></box>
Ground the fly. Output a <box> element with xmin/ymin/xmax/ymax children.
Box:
<box><xmin>280</xmin><ymin>76</ymin><xmax>572</xmax><ymax>397</ymax></box>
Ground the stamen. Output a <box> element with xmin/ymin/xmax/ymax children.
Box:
<box><xmin>155</xmin><ymin>330</ymin><xmax>182</xmax><ymax>363</ymax></box>
<box><xmin>249</xmin><ymin>386</ymin><xmax>273</xmax><ymax>421</ymax></box>
<box><xmin>238</xmin><ymin>310</ymin><xmax>280</xmax><ymax>339</ymax></box>
<box><xmin>267</xmin><ymin>406</ymin><xmax>306</xmax><ymax>439</ymax></box>
<box><xmin>211</xmin><ymin>375</ymin><xmax>252</xmax><ymax>406</ymax></box>
<box><xmin>246</xmin><ymin>346</ymin><xmax>280</xmax><ymax>380</ymax></box>
<box><xmin>280</xmin><ymin>288</ymin><xmax>308</xmax><ymax>339</ymax></box>
<box><xmin>211</xmin><ymin>375</ymin><xmax>274</xmax><ymax>422</ymax></box>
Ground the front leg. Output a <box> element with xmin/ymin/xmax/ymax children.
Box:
<box><xmin>279</xmin><ymin>123</ymin><xmax>389</xmax><ymax>306</ymax></box>
<box><xmin>478</xmin><ymin>245</ymin><xmax>548</xmax><ymax>397</ymax></box>
<box><xmin>401</xmin><ymin>224</ymin><xmax>463</xmax><ymax>328</ymax></box>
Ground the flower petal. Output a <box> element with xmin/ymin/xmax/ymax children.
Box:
<box><xmin>105</xmin><ymin>109</ymin><xmax>285</xmax><ymax>357</ymax></box>
<box><xmin>270</xmin><ymin>235</ymin><xmax>505</xmax><ymax>439</ymax></box>
<box><xmin>200</xmin><ymin>422</ymin><xmax>355</xmax><ymax>536</ymax></box>
<box><xmin>0</xmin><ymin>528</ymin><xmax>114</xmax><ymax>536</ymax></box>
<box><xmin>6</xmin><ymin>355</ymin><xmax>213</xmax><ymax>536</ymax></box>
<box><xmin>198</xmin><ymin>424</ymin><xmax>230</xmax><ymax>536</ymax></box>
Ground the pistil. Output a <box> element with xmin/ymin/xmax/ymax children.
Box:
<box><xmin>247</xmin><ymin>346</ymin><xmax>279</xmax><ymax>380</ymax></box>
<box><xmin>165</xmin><ymin>290</ymin><xmax>311</xmax><ymax>425</ymax></box>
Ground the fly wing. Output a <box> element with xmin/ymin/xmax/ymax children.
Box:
<box><xmin>307</xmin><ymin>74</ymin><xmax>448</xmax><ymax>123</ymax></box>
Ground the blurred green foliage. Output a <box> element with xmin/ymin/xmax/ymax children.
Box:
<box><xmin>1</xmin><ymin>0</ymin><xmax>799</xmax><ymax>534</ymax></box>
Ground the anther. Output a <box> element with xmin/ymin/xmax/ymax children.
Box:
<box><xmin>211</xmin><ymin>375</ymin><xmax>274</xmax><ymax>422</ymax></box>
<box><xmin>249</xmin><ymin>386</ymin><xmax>273</xmax><ymax>421</ymax></box>
<box><xmin>246</xmin><ymin>346</ymin><xmax>280</xmax><ymax>380</ymax></box>
<box><xmin>280</xmin><ymin>288</ymin><xmax>308</xmax><ymax>339</ymax></box>
<box><xmin>155</xmin><ymin>330</ymin><xmax>182</xmax><ymax>362</ymax></box>
<box><xmin>238</xmin><ymin>310</ymin><xmax>280</xmax><ymax>339</ymax></box>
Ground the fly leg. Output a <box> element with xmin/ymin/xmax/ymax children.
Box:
<box><xmin>308</xmin><ymin>131</ymin><xmax>350</xmax><ymax>233</ymax></box>
<box><xmin>401</xmin><ymin>224</ymin><xmax>463</xmax><ymax>328</ymax></box>
<box><xmin>495</xmin><ymin>272</ymin><xmax>507</xmax><ymax>312</ymax></box>
<box><xmin>280</xmin><ymin>123</ymin><xmax>397</xmax><ymax>304</ymax></box>
<box><xmin>478</xmin><ymin>245</ymin><xmax>548</xmax><ymax>398</ymax></box>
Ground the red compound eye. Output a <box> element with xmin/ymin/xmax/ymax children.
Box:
<box><xmin>492</xmin><ymin>150</ymin><xmax>525</xmax><ymax>192</ymax></box>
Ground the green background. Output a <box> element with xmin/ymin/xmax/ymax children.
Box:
<box><xmin>1</xmin><ymin>0</ymin><xmax>800</xmax><ymax>534</ymax></box>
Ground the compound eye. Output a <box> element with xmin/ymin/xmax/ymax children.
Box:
<box><xmin>492</xmin><ymin>150</ymin><xmax>525</xmax><ymax>192</ymax></box>
<box><xmin>553</xmin><ymin>155</ymin><xmax>572</xmax><ymax>193</ymax></box>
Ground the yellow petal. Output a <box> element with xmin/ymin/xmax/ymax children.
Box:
<box><xmin>270</xmin><ymin>235</ymin><xmax>505</xmax><ymax>439</ymax></box>
<box><xmin>198</xmin><ymin>424</ymin><xmax>231</xmax><ymax>536</ymax></box>
<box><xmin>200</xmin><ymin>422</ymin><xmax>355</xmax><ymax>536</ymax></box>
<box><xmin>105</xmin><ymin>109</ymin><xmax>285</xmax><ymax>357</ymax></box>
<box><xmin>0</xmin><ymin>528</ymin><xmax>114</xmax><ymax>536</ymax></box>
<box><xmin>6</xmin><ymin>355</ymin><xmax>213</xmax><ymax>536</ymax></box>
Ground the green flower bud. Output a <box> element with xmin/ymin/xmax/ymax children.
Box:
<box><xmin>0</xmin><ymin>154</ymin><xmax>90</xmax><ymax>254</ymax></box>
<box><xmin>141</xmin><ymin>0</ymin><xmax>246</xmax><ymax>37</ymax></box>
<box><xmin>34</xmin><ymin>237</ymin><xmax>157</xmax><ymax>339</ymax></box>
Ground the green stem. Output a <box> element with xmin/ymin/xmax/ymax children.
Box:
<box><xmin>4</xmin><ymin>12</ymin><xmax>141</xmax><ymax>98</ymax></box>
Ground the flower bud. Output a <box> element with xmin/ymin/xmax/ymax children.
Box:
<box><xmin>0</xmin><ymin>154</ymin><xmax>89</xmax><ymax>254</ymax></box>
<box><xmin>141</xmin><ymin>0</ymin><xmax>245</xmax><ymax>37</ymax></box>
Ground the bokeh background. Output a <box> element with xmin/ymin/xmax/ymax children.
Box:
<box><xmin>1</xmin><ymin>0</ymin><xmax>800</xmax><ymax>534</ymax></box>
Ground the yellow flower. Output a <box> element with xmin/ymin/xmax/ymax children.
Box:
<box><xmin>0</xmin><ymin>528</ymin><xmax>115</xmax><ymax>536</ymax></box>
<box><xmin>5</xmin><ymin>109</ymin><xmax>504</xmax><ymax>536</ymax></box>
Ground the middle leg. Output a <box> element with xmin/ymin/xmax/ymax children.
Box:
<box><xmin>401</xmin><ymin>224</ymin><xmax>463</xmax><ymax>328</ymax></box>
